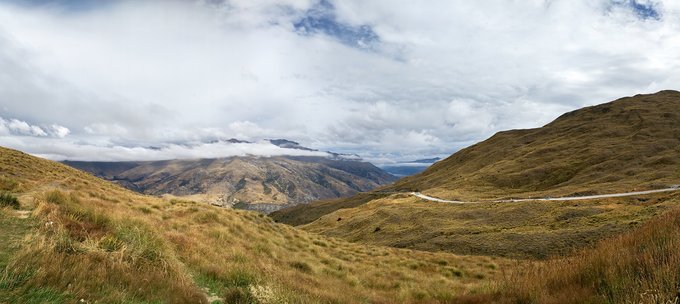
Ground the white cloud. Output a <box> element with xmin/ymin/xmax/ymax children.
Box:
<box><xmin>0</xmin><ymin>136</ymin><xmax>330</xmax><ymax>161</ymax></box>
<box><xmin>0</xmin><ymin>120</ymin><xmax>8</xmax><ymax>136</ymax></box>
<box><xmin>7</xmin><ymin>119</ymin><xmax>47</xmax><ymax>136</ymax></box>
<box><xmin>48</xmin><ymin>124</ymin><xmax>70</xmax><ymax>138</ymax></box>
<box><xmin>0</xmin><ymin>116</ymin><xmax>70</xmax><ymax>138</ymax></box>
<box><xmin>0</xmin><ymin>0</ymin><xmax>678</xmax><ymax>161</ymax></box>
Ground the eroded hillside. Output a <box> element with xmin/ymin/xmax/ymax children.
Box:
<box><xmin>66</xmin><ymin>155</ymin><xmax>396</xmax><ymax>213</ymax></box>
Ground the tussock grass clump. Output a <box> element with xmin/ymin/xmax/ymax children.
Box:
<box><xmin>45</xmin><ymin>190</ymin><xmax>68</xmax><ymax>205</ymax></box>
<box><xmin>503</xmin><ymin>206</ymin><xmax>680</xmax><ymax>304</ymax></box>
<box><xmin>0</xmin><ymin>192</ymin><xmax>19</xmax><ymax>209</ymax></box>
<box><xmin>0</xmin><ymin>177</ymin><xmax>18</xmax><ymax>191</ymax></box>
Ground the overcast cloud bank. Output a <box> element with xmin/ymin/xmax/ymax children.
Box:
<box><xmin>0</xmin><ymin>0</ymin><xmax>678</xmax><ymax>162</ymax></box>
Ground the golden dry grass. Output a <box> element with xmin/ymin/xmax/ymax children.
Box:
<box><xmin>0</xmin><ymin>146</ymin><xmax>512</xmax><ymax>303</ymax></box>
<box><xmin>302</xmin><ymin>193</ymin><xmax>680</xmax><ymax>259</ymax></box>
<box><xmin>500</xmin><ymin>204</ymin><xmax>680</xmax><ymax>304</ymax></box>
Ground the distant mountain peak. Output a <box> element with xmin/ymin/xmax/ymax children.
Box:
<box><xmin>267</xmin><ymin>139</ymin><xmax>315</xmax><ymax>151</ymax></box>
<box><xmin>227</xmin><ymin>138</ymin><xmax>251</xmax><ymax>144</ymax></box>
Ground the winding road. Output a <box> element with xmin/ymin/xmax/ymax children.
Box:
<box><xmin>411</xmin><ymin>185</ymin><xmax>680</xmax><ymax>204</ymax></box>
<box><xmin>410</xmin><ymin>192</ymin><xmax>468</xmax><ymax>204</ymax></box>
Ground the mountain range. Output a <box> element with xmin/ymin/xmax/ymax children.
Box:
<box><xmin>64</xmin><ymin>140</ymin><xmax>395</xmax><ymax>213</ymax></box>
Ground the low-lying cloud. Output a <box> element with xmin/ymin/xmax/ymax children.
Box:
<box><xmin>0</xmin><ymin>136</ymin><xmax>330</xmax><ymax>162</ymax></box>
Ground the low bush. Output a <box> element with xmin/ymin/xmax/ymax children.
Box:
<box><xmin>0</xmin><ymin>192</ymin><xmax>19</xmax><ymax>209</ymax></box>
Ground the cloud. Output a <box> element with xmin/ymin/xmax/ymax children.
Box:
<box><xmin>0</xmin><ymin>116</ymin><xmax>70</xmax><ymax>138</ymax></box>
<box><xmin>0</xmin><ymin>0</ymin><xmax>678</xmax><ymax>162</ymax></box>
<box><xmin>7</xmin><ymin>118</ymin><xmax>47</xmax><ymax>136</ymax></box>
<box><xmin>49</xmin><ymin>124</ymin><xmax>70</xmax><ymax>138</ymax></box>
<box><xmin>0</xmin><ymin>136</ymin><xmax>330</xmax><ymax>161</ymax></box>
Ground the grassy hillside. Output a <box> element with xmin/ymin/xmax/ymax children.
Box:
<box><xmin>273</xmin><ymin>90</ymin><xmax>680</xmax><ymax>226</ymax></box>
<box><xmin>270</xmin><ymin>191</ymin><xmax>390</xmax><ymax>226</ymax></box>
<box><xmin>302</xmin><ymin>193</ymin><xmax>680</xmax><ymax>259</ymax></box>
<box><xmin>0</xmin><ymin>147</ymin><xmax>510</xmax><ymax>303</ymax></box>
<box><xmin>395</xmin><ymin>90</ymin><xmax>680</xmax><ymax>200</ymax></box>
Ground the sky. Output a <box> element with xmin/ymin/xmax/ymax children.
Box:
<box><xmin>0</xmin><ymin>0</ymin><xmax>679</xmax><ymax>164</ymax></box>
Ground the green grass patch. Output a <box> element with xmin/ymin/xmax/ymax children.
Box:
<box><xmin>0</xmin><ymin>210</ymin><xmax>37</xmax><ymax>300</ymax></box>
<box><xmin>0</xmin><ymin>192</ymin><xmax>19</xmax><ymax>209</ymax></box>
<box><xmin>9</xmin><ymin>287</ymin><xmax>66</xmax><ymax>304</ymax></box>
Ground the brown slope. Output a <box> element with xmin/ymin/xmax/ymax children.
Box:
<box><xmin>392</xmin><ymin>90</ymin><xmax>680</xmax><ymax>200</ymax></box>
<box><xmin>67</xmin><ymin>156</ymin><xmax>396</xmax><ymax>213</ymax></box>
<box><xmin>301</xmin><ymin>192</ymin><xmax>680</xmax><ymax>259</ymax></box>
<box><xmin>0</xmin><ymin>146</ymin><xmax>512</xmax><ymax>303</ymax></box>
<box><xmin>272</xmin><ymin>90</ymin><xmax>680</xmax><ymax>225</ymax></box>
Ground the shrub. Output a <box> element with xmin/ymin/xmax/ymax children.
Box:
<box><xmin>0</xmin><ymin>192</ymin><xmax>19</xmax><ymax>209</ymax></box>
<box><xmin>223</xmin><ymin>287</ymin><xmax>256</xmax><ymax>304</ymax></box>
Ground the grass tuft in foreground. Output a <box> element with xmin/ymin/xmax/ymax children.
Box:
<box><xmin>502</xmin><ymin>206</ymin><xmax>680</xmax><ymax>304</ymax></box>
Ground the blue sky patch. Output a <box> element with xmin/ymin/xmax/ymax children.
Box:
<box><xmin>293</xmin><ymin>0</ymin><xmax>379</xmax><ymax>49</ymax></box>
<box><xmin>610</xmin><ymin>0</ymin><xmax>661</xmax><ymax>20</ymax></box>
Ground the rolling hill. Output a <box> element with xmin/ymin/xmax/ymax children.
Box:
<box><xmin>272</xmin><ymin>90</ymin><xmax>680</xmax><ymax>225</ymax></box>
<box><xmin>391</xmin><ymin>90</ymin><xmax>680</xmax><ymax>200</ymax></box>
<box><xmin>0</xmin><ymin>146</ymin><xmax>510</xmax><ymax>303</ymax></box>
<box><xmin>65</xmin><ymin>154</ymin><xmax>396</xmax><ymax>214</ymax></box>
<box><xmin>1</xmin><ymin>132</ymin><xmax>678</xmax><ymax>303</ymax></box>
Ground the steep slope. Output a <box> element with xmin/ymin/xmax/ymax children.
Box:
<box><xmin>0</xmin><ymin>146</ymin><xmax>507</xmax><ymax>303</ymax></box>
<box><xmin>394</xmin><ymin>90</ymin><xmax>680</xmax><ymax>200</ymax></box>
<box><xmin>273</xmin><ymin>90</ymin><xmax>680</xmax><ymax>225</ymax></box>
<box><xmin>66</xmin><ymin>155</ymin><xmax>396</xmax><ymax>213</ymax></box>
